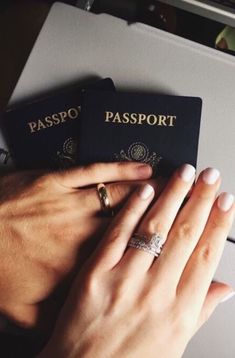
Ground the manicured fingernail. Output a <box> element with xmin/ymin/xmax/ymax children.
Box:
<box><xmin>218</xmin><ymin>193</ymin><xmax>234</xmax><ymax>212</ymax></box>
<box><xmin>136</xmin><ymin>164</ymin><xmax>152</xmax><ymax>178</ymax></box>
<box><xmin>220</xmin><ymin>291</ymin><xmax>235</xmax><ymax>303</ymax></box>
<box><xmin>139</xmin><ymin>184</ymin><xmax>154</xmax><ymax>200</ymax></box>
<box><xmin>202</xmin><ymin>168</ymin><xmax>220</xmax><ymax>185</ymax></box>
<box><xmin>179</xmin><ymin>164</ymin><xmax>195</xmax><ymax>182</ymax></box>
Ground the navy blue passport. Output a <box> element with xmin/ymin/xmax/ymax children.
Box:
<box><xmin>78</xmin><ymin>90</ymin><xmax>202</xmax><ymax>177</ymax></box>
<box><xmin>3</xmin><ymin>78</ymin><xmax>115</xmax><ymax>170</ymax></box>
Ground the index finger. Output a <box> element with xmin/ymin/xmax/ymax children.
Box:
<box><xmin>53</xmin><ymin>162</ymin><xmax>152</xmax><ymax>188</ymax></box>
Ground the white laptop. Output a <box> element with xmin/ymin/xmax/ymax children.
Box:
<box><xmin>5</xmin><ymin>3</ymin><xmax>235</xmax><ymax>357</ymax></box>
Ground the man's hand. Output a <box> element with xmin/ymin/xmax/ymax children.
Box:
<box><xmin>0</xmin><ymin>162</ymin><xmax>155</xmax><ymax>332</ymax></box>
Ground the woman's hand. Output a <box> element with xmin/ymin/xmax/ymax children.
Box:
<box><xmin>40</xmin><ymin>165</ymin><xmax>235</xmax><ymax>358</ymax></box>
<box><xmin>0</xmin><ymin>162</ymin><xmax>154</xmax><ymax>330</ymax></box>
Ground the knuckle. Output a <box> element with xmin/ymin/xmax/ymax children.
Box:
<box><xmin>197</xmin><ymin>243</ymin><xmax>216</xmax><ymax>264</ymax></box>
<box><xmin>37</xmin><ymin>173</ymin><xmax>54</xmax><ymax>188</ymax></box>
<box><xmin>209</xmin><ymin>215</ymin><xmax>229</xmax><ymax>231</ymax></box>
<box><xmin>143</xmin><ymin>219</ymin><xmax>167</xmax><ymax>236</ymax></box>
<box><xmin>195</xmin><ymin>188</ymin><xmax>214</xmax><ymax>201</ymax></box>
<box><xmin>142</xmin><ymin>219</ymin><xmax>167</xmax><ymax>236</ymax></box>
<box><xmin>173</xmin><ymin>221</ymin><xmax>194</xmax><ymax>242</ymax></box>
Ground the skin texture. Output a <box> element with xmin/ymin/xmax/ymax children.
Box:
<box><xmin>0</xmin><ymin>162</ymin><xmax>155</xmax><ymax>332</ymax></box>
<box><xmin>39</xmin><ymin>166</ymin><xmax>235</xmax><ymax>358</ymax></box>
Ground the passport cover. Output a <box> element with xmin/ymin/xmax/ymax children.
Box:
<box><xmin>3</xmin><ymin>78</ymin><xmax>115</xmax><ymax>170</ymax></box>
<box><xmin>78</xmin><ymin>90</ymin><xmax>202</xmax><ymax>177</ymax></box>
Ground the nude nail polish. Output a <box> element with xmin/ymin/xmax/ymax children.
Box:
<box><xmin>179</xmin><ymin>164</ymin><xmax>195</xmax><ymax>182</ymax></box>
<box><xmin>139</xmin><ymin>184</ymin><xmax>154</xmax><ymax>200</ymax></box>
<box><xmin>218</xmin><ymin>193</ymin><xmax>234</xmax><ymax>212</ymax></box>
<box><xmin>202</xmin><ymin>168</ymin><xmax>220</xmax><ymax>185</ymax></box>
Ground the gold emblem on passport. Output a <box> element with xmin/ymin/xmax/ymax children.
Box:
<box><xmin>55</xmin><ymin>138</ymin><xmax>78</xmax><ymax>168</ymax></box>
<box><xmin>115</xmin><ymin>142</ymin><xmax>162</xmax><ymax>174</ymax></box>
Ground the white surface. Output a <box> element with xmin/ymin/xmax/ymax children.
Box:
<box><xmin>158</xmin><ymin>0</ymin><xmax>235</xmax><ymax>27</ymax></box>
<box><xmin>8</xmin><ymin>3</ymin><xmax>235</xmax><ymax>357</ymax></box>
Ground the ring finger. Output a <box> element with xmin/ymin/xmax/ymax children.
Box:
<box><xmin>119</xmin><ymin>164</ymin><xmax>196</xmax><ymax>273</ymax></box>
<box><xmin>79</xmin><ymin>179</ymin><xmax>165</xmax><ymax>216</ymax></box>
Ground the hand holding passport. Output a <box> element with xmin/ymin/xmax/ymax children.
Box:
<box><xmin>3</xmin><ymin>78</ymin><xmax>202</xmax><ymax>176</ymax></box>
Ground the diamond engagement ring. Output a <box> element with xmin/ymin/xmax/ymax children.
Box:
<box><xmin>128</xmin><ymin>233</ymin><xmax>164</xmax><ymax>257</ymax></box>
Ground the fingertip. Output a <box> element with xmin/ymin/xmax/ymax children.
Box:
<box><xmin>133</xmin><ymin>163</ymin><xmax>153</xmax><ymax>179</ymax></box>
<box><xmin>138</xmin><ymin>184</ymin><xmax>155</xmax><ymax>200</ymax></box>
<box><xmin>217</xmin><ymin>193</ymin><xmax>235</xmax><ymax>212</ymax></box>
<box><xmin>202</xmin><ymin>168</ymin><xmax>220</xmax><ymax>186</ymax></box>
<box><xmin>178</xmin><ymin>164</ymin><xmax>196</xmax><ymax>183</ymax></box>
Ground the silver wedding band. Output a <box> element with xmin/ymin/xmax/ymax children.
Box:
<box><xmin>128</xmin><ymin>233</ymin><xmax>164</xmax><ymax>257</ymax></box>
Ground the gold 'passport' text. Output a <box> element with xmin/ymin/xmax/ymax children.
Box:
<box><xmin>28</xmin><ymin>106</ymin><xmax>81</xmax><ymax>133</ymax></box>
<box><xmin>105</xmin><ymin>111</ymin><xmax>176</xmax><ymax>126</ymax></box>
